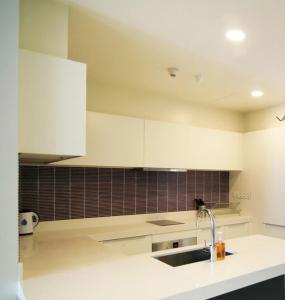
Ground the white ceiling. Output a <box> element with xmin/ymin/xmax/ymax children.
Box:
<box><xmin>66</xmin><ymin>0</ymin><xmax>285</xmax><ymax>112</ymax></box>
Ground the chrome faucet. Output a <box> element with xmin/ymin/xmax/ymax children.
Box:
<box><xmin>196</xmin><ymin>207</ymin><xmax>216</xmax><ymax>262</ymax></box>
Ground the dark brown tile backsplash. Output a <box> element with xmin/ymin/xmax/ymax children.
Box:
<box><xmin>19</xmin><ymin>166</ymin><xmax>229</xmax><ymax>222</ymax></box>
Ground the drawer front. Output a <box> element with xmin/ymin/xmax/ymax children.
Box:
<box><xmin>152</xmin><ymin>230</ymin><xmax>197</xmax><ymax>243</ymax></box>
<box><xmin>102</xmin><ymin>235</ymin><xmax>151</xmax><ymax>255</ymax></box>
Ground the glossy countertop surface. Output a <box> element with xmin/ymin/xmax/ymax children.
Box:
<box><xmin>21</xmin><ymin>234</ymin><xmax>285</xmax><ymax>300</ymax></box>
<box><xmin>20</xmin><ymin>214</ymin><xmax>251</xmax><ymax>277</ymax></box>
<box><xmin>22</xmin><ymin>214</ymin><xmax>275</xmax><ymax>300</ymax></box>
<box><xmin>28</xmin><ymin>213</ymin><xmax>251</xmax><ymax>242</ymax></box>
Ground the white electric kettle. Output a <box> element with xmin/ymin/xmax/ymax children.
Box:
<box><xmin>19</xmin><ymin>211</ymin><xmax>39</xmax><ymax>235</ymax></box>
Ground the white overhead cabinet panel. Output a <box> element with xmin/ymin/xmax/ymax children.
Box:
<box><xmin>144</xmin><ymin>120</ymin><xmax>243</xmax><ymax>170</ymax></box>
<box><xmin>189</xmin><ymin>127</ymin><xmax>243</xmax><ymax>170</ymax></box>
<box><xmin>18</xmin><ymin>49</ymin><xmax>86</xmax><ymax>163</ymax></box>
<box><xmin>144</xmin><ymin>120</ymin><xmax>189</xmax><ymax>169</ymax></box>
<box><xmin>58</xmin><ymin>113</ymin><xmax>242</xmax><ymax>170</ymax></box>
<box><xmin>58</xmin><ymin>112</ymin><xmax>145</xmax><ymax>167</ymax></box>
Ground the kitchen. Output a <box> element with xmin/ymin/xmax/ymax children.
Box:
<box><xmin>2</xmin><ymin>0</ymin><xmax>285</xmax><ymax>299</ymax></box>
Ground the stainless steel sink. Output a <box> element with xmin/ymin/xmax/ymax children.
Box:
<box><xmin>154</xmin><ymin>247</ymin><xmax>234</xmax><ymax>267</ymax></box>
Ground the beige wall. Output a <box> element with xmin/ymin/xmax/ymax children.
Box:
<box><xmin>244</xmin><ymin>103</ymin><xmax>285</xmax><ymax>132</ymax></box>
<box><xmin>20</xmin><ymin>0</ymin><xmax>68</xmax><ymax>58</ymax></box>
<box><xmin>0</xmin><ymin>0</ymin><xmax>19</xmax><ymax>298</ymax></box>
<box><xmin>87</xmin><ymin>80</ymin><xmax>244</xmax><ymax>132</ymax></box>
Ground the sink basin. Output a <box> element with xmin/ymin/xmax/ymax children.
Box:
<box><xmin>154</xmin><ymin>247</ymin><xmax>234</xmax><ymax>267</ymax></box>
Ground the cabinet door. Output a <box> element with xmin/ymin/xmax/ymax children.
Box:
<box><xmin>58</xmin><ymin>112</ymin><xmax>145</xmax><ymax>167</ymax></box>
<box><xmin>102</xmin><ymin>236</ymin><xmax>151</xmax><ymax>255</ymax></box>
<box><xmin>144</xmin><ymin>120</ymin><xmax>243</xmax><ymax>170</ymax></box>
<box><xmin>19</xmin><ymin>49</ymin><xmax>86</xmax><ymax>157</ymax></box>
<box><xmin>144</xmin><ymin>120</ymin><xmax>189</xmax><ymax>168</ymax></box>
<box><xmin>152</xmin><ymin>230</ymin><xmax>197</xmax><ymax>244</ymax></box>
<box><xmin>189</xmin><ymin>127</ymin><xmax>243</xmax><ymax>170</ymax></box>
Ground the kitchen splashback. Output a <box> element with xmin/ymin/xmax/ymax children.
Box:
<box><xmin>19</xmin><ymin>166</ymin><xmax>229</xmax><ymax>222</ymax></box>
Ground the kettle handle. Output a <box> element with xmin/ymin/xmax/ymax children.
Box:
<box><xmin>32</xmin><ymin>212</ymin><xmax>39</xmax><ymax>228</ymax></box>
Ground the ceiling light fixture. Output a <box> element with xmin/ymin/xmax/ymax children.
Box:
<box><xmin>226</xmin><ymin>29</ymin><xmax>246</xmax><ymax>42</ymax></box>
<box><xmin>251</xmin><ymin>90</ymin><xmax>264</xmax><ymax>97</ymax></box>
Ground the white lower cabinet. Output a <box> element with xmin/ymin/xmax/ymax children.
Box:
<box><xmin>152</xmin><ymin>230</ymin><xmax>197</xmax><ymax>244</ymax></box>
<box><xmin>102</xmin><ymin>235</ymin><xmax>152</xmax><ymax>255</ymax></box>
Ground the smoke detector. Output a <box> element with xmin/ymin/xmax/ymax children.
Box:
<box><xmin>167</xmin><ymin>67</ymin><xmax>179</xmax><ymax>78</ymax></box>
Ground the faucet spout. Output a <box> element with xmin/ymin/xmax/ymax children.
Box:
<box><xmin>196</xmin><ymin>208</ymin><xmax>216</xmax><ymax>262</ymax></box>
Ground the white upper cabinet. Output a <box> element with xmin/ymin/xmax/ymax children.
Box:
<box><xmin>144</xmin><ymin>120</ymin><xmax>243</xmax><ymax>170</ymax></box>
<box><xmin>18</xmin><ymin>49</ymin><xmax>86</xmax><ymax>163</ymax></box>
<box><xmin>189</xmin><ymin>127</ymin><xmax>243</xmax><ymax>170</ymax></box>
<box><xmin>144</xmin><ymin>120</ymin><xmax>189</xmax><ymax>169</ymax></box>
<box><xmin>57</xmin><ymin>112</ymin><xmax>145</xmax><ymax>167</ymax></box>
<box><xmin>57</xmin><ymin>113</ymin><xmax>242</xmax><ymax>170</ymax></box>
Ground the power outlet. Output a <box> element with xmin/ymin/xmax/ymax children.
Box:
<box><xmin>232</xmin><ymin>192</ymin><xmax>251</xmax><ymax>201</ymax></box>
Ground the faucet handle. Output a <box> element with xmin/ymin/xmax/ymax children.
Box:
<box><xmin>204</xmin><ymin>240</ymin><xmax>207</xmax><ymax>248</ymax></box>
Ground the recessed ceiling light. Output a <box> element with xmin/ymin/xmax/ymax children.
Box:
<box><xmin>251</xmin><ymin>90</ymin><xmax>264</xmax><ymax>97</ymax></box>
<box><xmin>226</xmin><ymin>29</ymin><xmax>246</xmax><ymax>42</ymax></box>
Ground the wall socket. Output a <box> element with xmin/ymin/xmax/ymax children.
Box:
<box><xmin>232</xmin><ymin>192</ymin><xmax>251</xmax><ymax>201</ymax></box>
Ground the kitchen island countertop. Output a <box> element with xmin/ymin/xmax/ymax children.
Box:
<box><xmin>21</xmin><ymin>233</ymin><xmax>285</xmax><ymax>300</ymax></box>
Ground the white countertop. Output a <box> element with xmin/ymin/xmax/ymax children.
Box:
<box><xmin>20</xmin><ymin>214</ymin><xmax>251</xmax><ymax>277</ymax></box>
<box><xmin>89</xmin><ymin>215</ymin><xmax>251</xmax><ymax>242</ymax></box>
<box><xmin>29</xmin><ymin>214</ymin><xmax>251</xmax><ymax>242</ymax></box>
<box><xmin>21</xmin><ymin>234</ymin><xmax>285</xmax><ymax>300</ymax></box>
<box><xmin>20</xmin><ymin>214</ymin><xmax>285</xmax><ymax>300</ymax></box>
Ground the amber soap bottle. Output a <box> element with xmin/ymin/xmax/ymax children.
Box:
<box><xmin>216</xmin><ymin>231</ymin><xmax>225</xmax><ymax>261</ymax></box>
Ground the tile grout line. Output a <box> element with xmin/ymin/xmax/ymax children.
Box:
<box><xmin>219</xmin><ymin>171</ymin><xmax>221</xmax><ymax>207</ymax></box>
<box><xmin>166</xmin><ymin>172</ymin><xmax>168</xmax><ymax>212</ymax></box>
<box><xmin>37</xmin><ymin>166</ymin><xmax>39</xmax><ymax>215</ymax></box>
<box><xmin>53</xmin><ymin>167</ymin><xmax>55</xmax><ymax>221</ymax></box>
<box><xmin>111</xmin><ymin>168</ymin><xmax>113</xmax><ymax>216</ymax></box>
<box><xmin>203</xmin><ymin>171</ymin><xmax>205</xmax><ymax>202</ymax></box>
<box><xmin>18</xmin><ymin>165</ymin><xmax>20</xmax><ymax>211</ymax></box>
<box><xmin>97</xmin><ymin>168</ymin><xmax>99</xmax><ymax>217</ymax></box>
<box><xmin>69</xmin><ymin>167</ymin><xmax>71</xmax><ymax>219</ymax></box>
<box><xmin>123</xmin><ymin>169</ymin><xmax>125</xmax><ymax>215</ymax></box>
<box><xmin>146</xmin><ymin>171</ymin><xmax>148</xmax><ymax>214</ymax></box>
<box><xmin>194</xmin><ymin>170</ymin><xmax>196</xmax><ymax>198</ymax></box>
<box><xmin>210</xmin><ymin>172</ymin><xmax>213</xmax><ymax>206</ymax></box>
<box><xmin>185</xmin><ymin>171</ymin><xmax>188</xmax><ymax>210</ymax></box>
<box><xmin>134</xmin><ymin>171</ymin><xmax>137</xmax><ymax>214</ymax></box>
<box><xmin>83</xmin><ymin>168</ymin><xmax>86</xmax><ymax>219</ymax></box>
<box><xmin>176</xmin><ymin>172</ymin><xmax>178</xmax><ymax>211</ymax></box>
<box><xmin>156</xmin><ymin>172</ymin><xmax>158</xmax><ymax>213</ymax></box>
